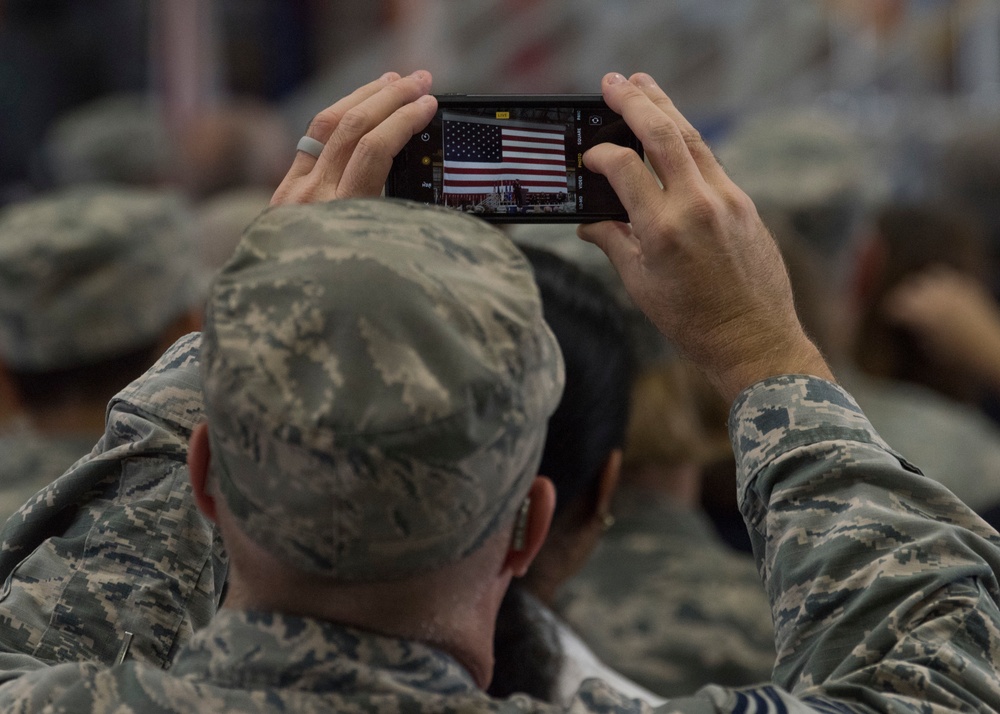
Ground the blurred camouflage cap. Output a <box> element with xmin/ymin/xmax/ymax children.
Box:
<box><xmin>717</xmin><ymin>109</ymin><xmax>888</xmax><ymax>210</ymax></box>
<box><xmin>0</xmin><ymin>185</ymin><xmax>203</xmax><ymax>371</ymax></box>
<box><xmin>202</xmin><ymin>198</ymin><xmax>565</xmax><ymax>580</ymax></box>
<box><xmin>43</xmin><ymin>94</ymin><xmax>176</xmax><ymax>187</ymax></box>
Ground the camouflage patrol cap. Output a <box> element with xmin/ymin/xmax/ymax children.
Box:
<box><xmin>201</xmin><ymin>198</ymin><xmax>565</xmax><ymax>580</ymax></box>
<box><xmin>717</xmin><ymin>109</ymin><xmax>888</xmax><ymax>210</ymax></box>
<box><xmin>0</xmin><ymin>185</ymin><xmax>203</xmax><ymax>371</ymax></box>
<box><xmin>43</xmin><ymin>94</ymin><xmax>175</xmax><ymax>187</ymax></box>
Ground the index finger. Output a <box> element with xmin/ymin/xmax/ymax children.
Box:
<box><xmin>600</xmin><ymin>73</ymin><xmax>704</xmax><ymax>191</ymax></box>
<box><xmin>627</xmin><ymin>73</ymin><xmax>729</xmax><ymax>186</ymax></box>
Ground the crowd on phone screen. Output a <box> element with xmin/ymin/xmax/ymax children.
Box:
<box><xmin>2</xmin><ymin>3</ymin><xmax>1000</xmax><ymax>712</ymax></box>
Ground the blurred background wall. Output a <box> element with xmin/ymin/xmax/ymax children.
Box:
<box><xmin>1</xmin><ymin>0</ymin><xmax>998</xmax><ymax>205</ymax></box>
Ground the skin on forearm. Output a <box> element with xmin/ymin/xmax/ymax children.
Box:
<box><xmin>710</xmin><ymin>330</ymin><xmax>834</xmax><ymax>405</ymax></box>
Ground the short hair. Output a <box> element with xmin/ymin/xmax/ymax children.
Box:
<box><xmin>519</xmin><ymin>244</ymin><xmax>635</xmax><ymax>519</ymax></box>
<box><xmin>489</xmin><ymin>245</ymin><xmax>634</xmax><ymax>702</ymax></box>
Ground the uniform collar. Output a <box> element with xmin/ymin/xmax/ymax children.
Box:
<box><xmin>171</xmin><ymin>609</ymin><xmax>482</xmax><ymax>696</ymax></box>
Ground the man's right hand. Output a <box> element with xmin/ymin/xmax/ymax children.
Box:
<box><xmin>579</xmin><ymin>72</ymin><xmax>833</xmax><ymax>403</ymax></box>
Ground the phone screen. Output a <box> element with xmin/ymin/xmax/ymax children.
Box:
<box><xmin>385</xmin><ymin>95</ymin><xmax>641</xmax><ymax>223</ymax></box>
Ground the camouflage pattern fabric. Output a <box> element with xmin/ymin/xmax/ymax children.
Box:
<box><xmin>0</xmin><ymin>185</ymin><xmax>203</xmax><ymax>370</ymax></box>
<box><xmin>0</xmin><ymin>428</ymin><xmax>95</xmax><ymax>524</ymax></box>
<box><xmin>201</xmin><ymin>199</ymin><xmax>564</xmax><ymax>580</ymax></box>
<box><xmin>0</xmin><ymin>357</ymin><xmax>998</xmax><ymax>710</ymax></box>
<box><xmin>518</xmin><ymin>589</ymin><xmax>665</xmax><ymax>706</ymax></box>
<box><xmin>0</xmin><ymin>333</ymin><xmax>225</xmax><ymax>673</ymax></box>
<box><xmin>557</xmin><ymin>493</ymin><xmax>776</xmax><ymax>697</ymax></box>
<box><xmin>838</xmin><ymin>366</ymin><xmax>1000</xmax><ymax>513</ymax></box>
<box><xmin>730</xmin><ymin>376</ymin><xmax>1000</xmax><ymax>709</ymax></box>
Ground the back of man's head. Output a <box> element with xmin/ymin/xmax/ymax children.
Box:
<box><xmin>200</xmin><ymin>199</ymin><xmax>565</xmax><ymax>581</ymax></box>
<box><xmin>0</xmin><ymin>185</ymin><xmax>203</xmax><ymax>390</ymax></box>
<box><xmin>517</xmin><ymin>244</ymin><xmax>633</xmax><ymax>519</ymax></box>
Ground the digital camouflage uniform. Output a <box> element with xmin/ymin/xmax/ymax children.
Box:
<box><xmin>557</xmin><ymin>493</ymin><xmax>775</xmax><ymax>698</ymax></box>
<box><xmin>0</xmin><ymin>185</ymin><xmax>204</xmax><ymax>523</ymax></box>
<box><xmin>0</xmin><ymin>427</ymin><xmax>94</xmax><ymax>525</ymax></box>
<box><xmin>0</xmin><ymin>200</ymin><xmax>998</xmax><ymax>712</ymax></box>
<box><xmin>838</xmin><ymin>366</ymin><xmax>1000</xmax><ymax>514</ymax></box>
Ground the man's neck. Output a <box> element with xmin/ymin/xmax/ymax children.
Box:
<box><xmin>218</xmin><ymin>523</ymin><xmax>511</xmax><ymax>690</ymax></box>
<box><xmin>620</xmin><ymin>464</ymin><xmax>702</xmax><ymax>509</ymax></box>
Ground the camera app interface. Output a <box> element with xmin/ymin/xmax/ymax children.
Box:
<box><xmin>401</xmin><ymin>104</ymin><xmax>631</xmax><ymax>218</ymax></box>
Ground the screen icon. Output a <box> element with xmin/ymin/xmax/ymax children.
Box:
<box><xmin>589</xmin><ymin>115</ymin><xmax>602</xmax><ymax>126</ymax></box>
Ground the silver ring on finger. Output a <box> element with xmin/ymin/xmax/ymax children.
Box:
<box><xmin>296</xmin><ymin>136</ymin><xmax>325</xmax><ymax>159</ymax></box>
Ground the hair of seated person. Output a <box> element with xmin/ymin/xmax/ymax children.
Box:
<box><xmin>7</xmin><ymin>339</ymin><xmax>162</xmax><ymax>406</ymax></box>
<box><xmin>517</xmin><ymin>244</ymin><xmax>635</xmax><ymax>523</ymax></box>
<box><xmin>489</xmin><ymin>245</ymin><xmax>634</xmax><ymax>701</ymax></box>
<box><xmin>487</xmin><ymin>582</ymin><xmax>563</xmax><ymax>701</ymax></box>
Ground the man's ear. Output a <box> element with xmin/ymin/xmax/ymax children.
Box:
<box><xmin>188</xmin><ymin>422</ymin><xmax>218</xmax><ymax>523</ymax></box>
<box><xmin>503</xmin><ymin>476</ymin><xmax>556</xmax><ymax>577</ymax></box>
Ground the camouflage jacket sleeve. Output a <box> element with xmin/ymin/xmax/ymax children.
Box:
<box><xmin>0</xmin><ymin>333</ymin><xmax>225</xmax><ymax>678</ymax></box>
<box><xmin>659</xmin><ymin>374</ymin><xmax>1000</xmax><ymax>713</ymax></box>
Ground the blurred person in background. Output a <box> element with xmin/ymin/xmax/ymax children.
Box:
<box><xmin>708</xmin><ymin>114</ymin><xmax>882</xmax><ymax>549</ymax></box>
<box><xmin>837</xmin><ymin>201</ymin><xmax>1000</xmax><ymax>515</ymax></box>
<box><xmin>883</xmin><ymin>264</ymin><xmax>1000</xmax><ymax>530</ymax></box>
<box><xmin>0</xmin><ymin>68</ymin><xmax>997</xmax><ymax>713</ymax></box>
<box><xmin>41</xmin><ymin>94</ymin><xmax>178</xmax><ymax>189</ymax></box>
<box><xmin>0</xmin><ymin>185</ymin><xmax>204</xmax><ymax>523</ymax></box>
<box><xmin>936</xmin><ymin>117</ymin><xmax>1000</xmax><ymax>300</ymax></box>
<box><xmin>717</xmin><ymin>107</ymin><xmax>886</xmax><ymax>286</ymax></box>
<box><xmin>719</xmin><ymin>108</ymin><xmax>1000</xmax><ymax>515</ymax></box>
<box><xmin>885</xmin><ymin>266</ymin><xmax>1000</xmax><ymax>401</ymax></box>
<box><xmin>173</xmin><ymin>99</ymin><xmax>294</xmax><ymax>200</ymax></box>
<box><xmin>488</xmin><ymin>244</ymin><xmax>652</xmax><ymax>705</ymax></box>
<box><xmin>42</xmin><ymin>93</ymin><xmax>293</xmax><ymax>201</ymax></box>
<box><xmin>557</xmin><ymin>360</ymin><xmax>775</xmax><ymax>698</ymax></box>
<box><xmin>847</xmin><ymin>202</ymin><xmax>991</xmax><ymax>405</ymax></box>
<box><xmin>756</xmin><ymin>195</ymin><xmax>1000</xmax><ymax>524</ymax></box>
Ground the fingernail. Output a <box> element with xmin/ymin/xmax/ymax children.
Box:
<box><xmin>416</xmin><ymin>95</ymin><xmax>436</xmax><ymax>106</ymax></box>
<box><xmin>633</xmin><ymin>73</ymin><xmax>656</xmax><ymax>87</ymax></box>
<box><xmin>606</xmin><ymin>73</ymin><xmax>626</xmax><ymax>86</ymax></box>
<box><xmin>381</xmin><ymin>72</ymin><xmax>399</xmax><ymax>81</ymax></box>
<box><xmin>409</xmin><ymin>70</ymin><xmax>429</xmax><ymax>81</ymax></box>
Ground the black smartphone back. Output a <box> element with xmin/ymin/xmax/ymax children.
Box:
<box><xmin>385</xmin><ymin>94</ymin><xmax>642</xmax><ymax>224</ymax></box>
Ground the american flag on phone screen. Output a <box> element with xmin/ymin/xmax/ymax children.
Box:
<box><xmin>441</xmin><ymin>112</ymin><xmax>567</xmax><ymax>195</ymax></box>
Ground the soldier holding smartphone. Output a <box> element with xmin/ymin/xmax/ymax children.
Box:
<box><xmin>0</xmin><ymin>70</ymin><xmax>997</xmax><ymax>713</ymax></box>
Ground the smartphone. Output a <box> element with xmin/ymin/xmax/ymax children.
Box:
<box><xmin>385</xmin><ymin>94</ymin><xmax>642</xmax><ymax>224</ymax></box>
